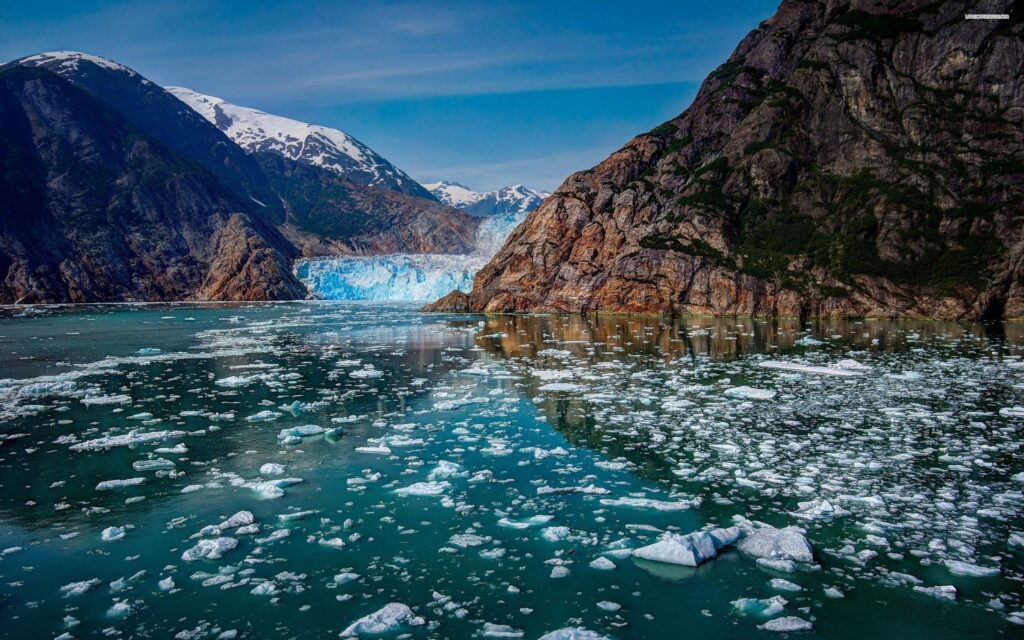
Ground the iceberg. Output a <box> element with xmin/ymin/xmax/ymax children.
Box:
<box><xmin>632</xmin><ymin>526</ymin><xmax>742</xmax><ymax>567</ymax></box>
<box><xmin>737</xmin><ymin>524</ymin><xmax>814</xmax><ymax>564</ymax></box>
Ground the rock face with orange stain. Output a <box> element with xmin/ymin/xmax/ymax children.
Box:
<box><xmin>427</xmin><ymin>0</ymin><xmax>1024</xmax><ymax>319</ymax></box>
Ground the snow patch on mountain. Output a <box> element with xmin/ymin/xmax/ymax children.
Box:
<box><xmin>18</xmin><ymin>51</ymin><xmax>141</xmax><ymax>78</ymax></box>
<box><xmin>424</xmin><ymin>181</ymin><xmax>549</xmax><ymax>217</ymax></box>
<box><xmin>165</xmin><ymin>86</ymin><xmax>430</xmax><ymax>198</ymax></box>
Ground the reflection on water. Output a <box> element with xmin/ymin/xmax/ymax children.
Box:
<box><xmin>0</xmin><ymin>303</ymin><xmax>1021</xmax><ymax>639</ymax></box>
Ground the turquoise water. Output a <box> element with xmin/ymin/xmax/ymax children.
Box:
<box><xmin>0</xmin><ymin>303</ymin><xmax>1021</xmax><ymax>638</ymax></box>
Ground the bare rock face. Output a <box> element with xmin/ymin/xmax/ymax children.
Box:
<box><xmin>197</xmin><ymin>214</ymin><xmax>307</xmax><ymax>301</ymax></box>
<box><xmin>436</xmin><ymin>0</ymin><xmax>1024</xmax><ymax>319</ymax></box>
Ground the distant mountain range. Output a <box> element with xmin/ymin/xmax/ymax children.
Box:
<box><xmin>166</xmin><ymin>86</ymin><xmax>435</xmax><ymax>200</ymax></box>
<box><xmin>0</xmin><ymin>51</ymin><xmax>478</xmax><ymax>303</ymax></box>
<box><xmin>424</xmin><ymin>181</ymin><xmax>549</xmax><ymax>217</ymax></box>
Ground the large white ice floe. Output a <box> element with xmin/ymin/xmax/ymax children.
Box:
<box><xmin>760</xmin><ymin>360</ymin><xmax>863</xmax><ymax>377</ymax></box>
<box><xmin>632</xmin><ymin>527</ymin><xmax>742</xmax><ymax>567</ymax></box>
<box><xmin>537</xmin><ymin>629</ymin><xmax>610</xmax><ymax>640</ymax></box>
<box><xmin>737</xmin><ymin>524</ymin><xmax>814</xmax><ymax>564</ymax></box>
<box><xmin>340</xmin><ymin>602</ymin><xmax>424</xmax><ymax>637</ymax></box>
<box><xmin>70</xmin><ymin>430</ymin><xmax>186</xmax><ymax>451</ymax></box>
<box><xmin>758</xmin><ymin>616</ymin><xmax>813</xmax><ymax>632</ymax></box>
<box><xmin>181</xmin><ymin>537</ymin><xmax>238</xmax><ymax>562</ymax></box>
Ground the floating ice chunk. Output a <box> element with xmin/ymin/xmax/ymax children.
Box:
<box><xmin>277</xmin><ymin>425</ymin><xmax>324</xmax><ymax>440</ymax></box>
<box><xmin>760</xmin><ymin>361</ymin><xmax>862</xmax><ymax>377</ymax></box>
<box><xmin>158</xmin><ymin>576</ymin><xmax>175</xmax><ymax>591</ymax></box>
<box><xmin>790</xmin><ymin>499</ymin><xmax>850</xmax><ymax>521</ymax></box>
<box><xmin>550</xmin><ymin>566</ymin><xmax>571</xmax><ymax>578</ymax></box>
<box><xmin>537</xmin><ymin>629</ymin><xmax>609</xmax><ymax>640</ymax></box>
<box><xmin>633</xmin><ymin>527</ymin><xmax>741</xmax><ymax>567</ymax></box>
<box><xmin>596</xmin><ymin>601</ymin><xmax>621</xmax><ymax>612</ymax></box>
<box><xmin>395</xmin><ymin>481</ymin><xmax>451</xmax><ymax>497</ymax></box>
<box><xmin>355</xmin><ymin>445</ymin><xmax>391</xmax><ymax>455</ymax></box>
<box><xmin>60</xmin><ymin>579</ymin><xmax>101</xmax><ymax>597</ymax></box>
<box><xmin>599</xmin><ymin>496</ymin><xmax>698</xmax><ymax>511</ymax></box>
<box><xmin>481</xmin><ymin>622</ymin><xmax>525</xmax><ymax>638</ymax></box>
<box><xmin>724</xmin><ymin>386</ymin><xmax>776</xmax><ymax>400</ymax></box>
<box><xmin>945</xmin><ymin>560</ymin><xmax>1000</xmax><ymax>577</ymax></box>
<box><xmin>250</xmin><ymin>581</ymin><xmax>277</xmax><ymax>596</ymax></box>
<box><xmin>81</xmin><ymin>394</ymin><xmax>132</xmax><ymax>406</ymax></box>
<box><xmin>95</xmin><ymin>477</ymin><xmax>145</xmax><ymax>491</ymax></box>
<box><xmin>340</xmin><ymin>603</ymin><xmax>423</xmax><ymax>637</ymax></box>
<box><xmin>136</xmin><ymin>348</ymin><xmax>161</xmax><ymax>355</ymax></box>
<box><xmin>427</xmin><ymin>460</ymin><xmax>463</xmax><ymax>480</ymax></box>
<box><xmin>448</xmin><ymin>533</ymin><xmax>489</xmax><ymax>548</ymax></box>
<box><xmin>732</xmin><ymin>595</ymin><xmax>787</xmax><ymax>617</ymax></box>
<box><xmin>589</xmin><ymin>557</ymin><xmax>616</xmax><ymax>570</ymax></box>
<box><xmin>350</xmin><ymin>366</ymin><xmax>384</xmax><ymax>379</ymax></box>
<box><xmin>132</xmin><ymin>458</ymin><xmax>175</xmax><ymax>472</ymax></box>
<box><xmin>823</xmin><ymin>586</ymin><xmax>844</xmax><ymax>598</ymax></box>
<box><xmin>246</xmin><ymin>410</ymin><xmax>281</xmax><ymax>422</ymax></box>
<box><xmin>214</xmin><ymin>376</ymin><xmax>251</xmax><ymax>388</ymax></box>
<box><xmin>769</xmin><ymin>578</ymin><xmax>802</xmax><ymax>592</ymax></box>
<box><xmin>498</xmin><ymin>515</ymin><xmax>554</xmax><ymax>529</ymax></box>
<box><xmin>181</xmin><ymin>537</ymin><xmax>238</xmax><ymax>562</ymax></box>
<box><xmin>70</xmin><ymin>430</ymin><xmax>186</xmax><ymax>451</ymax></box>
<box><xmin>101</xmin><ymin>526</ymin><xmax>126</xmax><ymax>542</ymax></box>
<box><xmin>107</xmin><ymin>600</ymin><xmax>132</xmax><ymax>617</ymax></box>
<box><xmin>1001</xmin><ymin>407</ymin><xmax>1024</xmax><ymax>418</ymax></box>
<box><xmin>538</xmin><ymin>382</ymin><xmax>585</xmax><ymax>392</ymax></box>
<box><xmin>758</xmin><ymin>616</ymin><xmax>812</xmax><ymax>632</ymax></box>
<box><xmin>738</xmin><ymin>525</ymin><xmax>813</xmax><ymax>564</ymax></box>
<box><xmin>217</xmin><ymin>511</ymin><xmax>255</xmax><ymax>531</ymax></box>
<box><xmin>832</xmin><ymin>359</ymin><xmax>869</xmax><ymax>371</ymax></box>
<box><xmin>913</xmin><ymin>585</ymin><xmax>956</xmax><ymax>600</ymax></box>
<box><xmin>334</xmin><ymin>572</ymin><xmax>360</xmax><ymax>585</ymax></box>
<box><xmin>260</xmin><ymin>463</ymin><xmax>285</xmax><ymax>476</ymax></box>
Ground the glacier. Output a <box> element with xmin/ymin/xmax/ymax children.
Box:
<box><xmin>296</xmin><ymin>210</ymin><xmax>526</xmax><ymax>302</ymax></box>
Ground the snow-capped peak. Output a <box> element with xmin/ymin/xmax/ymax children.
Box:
<box><xmin>17</xmin><ymin>51</ymin><xmax>138</xmax><ymax>77</ymax></box>
<box><xmin>425</xmin><ymin>181</ymin><xmax>550</xmax><ymax>217</ymax></box>
<box><xmin>165</xmin><ymin>86</ymin><xmax>431</xmax><ymax>199</ymax></box>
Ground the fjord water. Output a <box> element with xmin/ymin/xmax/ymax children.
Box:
<box><xmin>0</xmin><ymin>303</ymin><xmax>1021</xmax><ymax>639</ymax></box>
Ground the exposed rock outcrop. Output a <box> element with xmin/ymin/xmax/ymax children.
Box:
<box><xmin>431</xmin><ymin>1</ymin><xmax>1024</xmax><ymax>319</ymax></box>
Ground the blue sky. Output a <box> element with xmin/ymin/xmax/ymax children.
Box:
<box><xmin>1</xmin><ymin>0</ymin><xmax>780</xmax><ymax>191</ymax></box>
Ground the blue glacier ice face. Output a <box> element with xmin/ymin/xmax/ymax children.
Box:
<box><xmin>297</xmin><ymin>210</ymin><xmax>527</xmax><ymax>301</ymax></box>
<box><xmin>295</xmin><ymin>254</ymin><xmax>489</xmax><ymax>302</ymax></box>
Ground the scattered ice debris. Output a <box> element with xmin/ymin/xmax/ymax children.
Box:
<box><xmin>70</xmin><ymin>430</ymin><xmax>186</xmax><ymax>451</ymax></box>
<box><xmin>340</xmin><ymin>603</ymin><xmax>423</xmax><ymax>637</ymax></box>
<box><xmin>214</xmin><ymin>376</ymin><xmax>252</xmax><ymax>388</ymax></box>
<box><xmin>599</xmin><ymin>496</ymin><xmax>698</xmax><ymax>511</ymax></box>
<box><xmin>790</xmin><ymin>499</ymin><xmax>850</xmax><ymax>521</ymax></box>
<box><xmin>760</xmin><ymin>360</ymin><xmax>863</xmax><ymax>377</ymax></box>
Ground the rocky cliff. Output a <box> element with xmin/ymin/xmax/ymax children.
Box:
<box><xmin>428</xmin><ymin>0</ymin><xmax>1024</xmax><ymax>319</ymax></box>
<box><xmin>0</xmin><ymin>65</ymin><xmax>304</xmax><ymax>303</ymax></box>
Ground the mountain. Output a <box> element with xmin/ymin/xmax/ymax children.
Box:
<box><xmin>0</xmin><ymin>51</ymin><xmax>479</xmax><ymax>303</ymax></box>
<box><xmin>166</xmin><ymin>86</ymin><xmax>436</xmax><ymax>200</ymax></box>
<box><xmin>424</xmin><ymin>181</ymin><xmax>549</xmax><ymax>216</ymax></box>
<box><xmin>426</xmin><ymin>0</ymin><xmax>1024</xmax><ymax>320</ymax></box>
<box><xmin>0</xmin><ymin>64</ymin><xmax>303</xmax><ymax>303</ymax></box>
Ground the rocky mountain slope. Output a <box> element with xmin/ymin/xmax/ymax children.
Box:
<box><xmin>0</xmin><ymin>64</ymin><xmax>303</xmax><ymax>303</ymax></box>
<box><xmin>425</xmin><ymin>181</ymin><xmax>549</xmax><ymax>217</ymax></box>
<box><xmin>1</xmin><ymin>52</ymin><xmax>478</xmax><ymax>302</ymax></box>
<box><xmin>167</xmin><ymin>86</ymin><xmax>435</xmax><ymax>200</ymax></box>
<box><xmin>428</xmin><ymin>0</ymin><xmax>1024</xmax><ymax>319</ymax></box>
